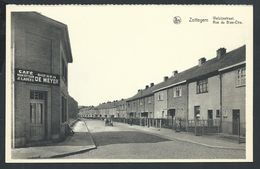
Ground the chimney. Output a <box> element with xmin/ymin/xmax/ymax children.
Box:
<box><xmin>138</xmin><ymin>89</ymin><xmax>141</xmax><ymax>92</ymax></box>
<box><xmin>198</xmin><ymin>57</ymin><xmax>206</xmax><ymax>66</ymax></box>
<box><xmin>150</xmin><ymin>83</ymin><xmax>154</xmax><ymax>87</ymax></box>
<box><xmin>164</xmin><ymin>76</ymin><xmax>168</xmax><ymax>82</ymax></box>
<box><xmin>217</xmin><ymin>47</ymin><xmax>226</xmax><ymax>59</ymax></box>
<box><xmin>172</xmin><ymin>70</ymin><xmax>178</xmax><ymax>77</ymax></box>
<box><xmin>145</xmin><ymin>85</ymin><xmax>149</xmax><ymax>89</ymax></box>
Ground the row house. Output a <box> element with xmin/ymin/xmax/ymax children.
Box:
<box><xmin>125</xmin><ymin>45</ymin><xmax>245</xmax><ymax>136</ymax></box>
<box><xmin>187</xmin><ymin>46</ymin><xmax>245</xmax><ymax>136</ymax></box>
<box><xmin>126</xmin><ymin>83</ymin><xmax>156</xmax><ymax>118</ymax></box>
<box><xmin>96</xmin><ymin>101</ymin><xmax>121</xmax><ymax>118</ymax></box>
<box><xmin>78</xmin><ymin>106</ymin><xmax>96</xmax><ymax>118</ymax></box>
<box><xmin>153</xmin><ymin>70</ymin><xmax>189</xmax><ymax>121</ymax></box>
<box><xmin>115</xmin><ymin>99</ymin><xmax>127</xmax><ymax>118</ymax></box>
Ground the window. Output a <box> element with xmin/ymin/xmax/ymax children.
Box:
<box><xmin>216</xmin><ymin>110</ymin><xmax>220</xmax><ymax>118</ymax></box>
<box><xmin>196</xmin><ymin>79</ymin><xmax>208</xmax><ymax>94</ymax></box>
<box><xmin>148</xmin><ymin>97</ymin><xmax>152</xmax><ymax>104</ymax></box>
<box><xmin>30</xmin><ymin>90</ymin><xmax>45</xmax><ymax>100</ymax></box>
<box><xmin>140</xmin><ymin>99</ymin><xmax>143</xmax><ymax>106</ymax></box>
<box><xmin>62</xmin><ymin>96</ymin><xmax>67</xmax><ymax>123</ymax></box>
<box><xmin>174</xmin><ymin>86</ymin><xmax>182</xmax><ymax>97</ymax></box>
<box><xmin>62</xmin><ymin>58</ymin><xmax>67</xmax><ymax>84</ymax></box>
<box><xmin>158</xmin><ymin>93</ymin><xmax>164</xmax><ymax>101</ymax></box>
<box><xmin>236</xmin><ymin>67</ymin><xmax>246</xmax><ymax>87</ymax></box>
<box><xmin>30</xmin><ymin>103</ymin><xmax>43</xmax><ymax>124</ymax></box>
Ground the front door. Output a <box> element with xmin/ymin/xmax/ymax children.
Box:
<box><xmin>208</xmin><ymin>110</ymin><xmax>213</xmax><ymax>127</ymax></box>
<box><xmin>194</xmin><ymin>106</ymin><xmax>200</xmax><ymax>119</ymax></box>
<box><xmin>167</xmin><ymin>109</ymin><xmax>176</xmax><ymax>128</ymax></box>
<box><xmin>232</xmin><ymin>109</ymin><xmax>240</xmax><ymax>135</ymax></box>
<box><xmin>29</xmin><ymin>100</ymin><xmax>45</xmax><ymax>141</ymax></box>
<box><xmin>168</xmin><ymin>109</ymin><xmax>175</xmax><ymax>118</ymax></box>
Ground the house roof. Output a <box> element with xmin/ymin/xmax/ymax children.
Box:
<box><xmin>127</xmin><ymin>45</ymin><xmax>245</xmax><ymax>99</ymax></box>
<box><xmin>126</xmin><ymin>84</ymin><xmax>158</xmax><ymax>102</ymax></box>
<box><xmin>96</xmin><ymin>101</ymin><xmax>117</xmax><ymax>109</ymax></box>
<box><xmin>153</xmin><ymin>45</ymin><xmax>245</xmax><ymax>92</ymax></box>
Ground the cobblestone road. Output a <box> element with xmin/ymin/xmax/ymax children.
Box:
<box><xmin>63</xmin><ymin>119</ymin><xmax>245</xmax><ymax>159</ymax></box>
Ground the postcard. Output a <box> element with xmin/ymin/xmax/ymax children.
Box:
<box><xmin>5</xmin><ymin>4</ymin><xmax>253</xmax><ymax>163</ymax></box>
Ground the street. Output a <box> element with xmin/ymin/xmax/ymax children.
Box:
<box><xmin>63</xmin><ymin>119</ymin><xmax>245</xmax><ymax>159</ymax></box>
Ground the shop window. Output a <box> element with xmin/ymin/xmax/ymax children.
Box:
<box><xmin>62</xmin><ymin>96</ymin><xmax>67</xmax><ymax>123</ymax></box>
<box><xmin>196</xmin><ymin>79</ymin><xmax>208</xmax><ymax>94</ymax></box>
<box><xmin>174</xmin><ymin>86</ymin><xmax>182</xmax><ymax>97</ymax></box>
<box><xmin>236</xmin><ymin>67</ymin><xmax>246</xmax><ymax>87</ymax></box>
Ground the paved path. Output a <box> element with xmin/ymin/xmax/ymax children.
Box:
<box><xmin>12</xmin><ymin>120</ymin><xmax>96</xmax><ymax>159</ymax></box>
<box><xmin>118</xmin><ymin>122</ymin><xmax>245</xmax><ymax>150</ymax></box>
<box><xmin>63</xmin><ymin>119</ymin><xmax>245</xmax><ymax>159</ymax></box>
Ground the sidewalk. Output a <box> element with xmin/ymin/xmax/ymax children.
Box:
<box><xmin>12</xmin><ymin>120</ymin><xmax>96</xmax><ymax>159</ymax></box>
<box><xmin>115</xmin><ymin>122</ymin><xmax>245</xmax><ymax>150</ymax></box>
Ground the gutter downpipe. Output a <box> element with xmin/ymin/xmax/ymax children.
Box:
<box><xmin>220</xmin><ymin>73</ymin><xmax>223</xmax><ymax>133</ymax></box>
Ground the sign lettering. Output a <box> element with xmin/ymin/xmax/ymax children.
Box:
<box><xmin>15</xmin><ymin>68</ymin><xmax>60</xmax><ymax>86</ymax></box>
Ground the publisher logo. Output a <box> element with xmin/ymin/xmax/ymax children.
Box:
<box><xmin>173</xmin><ymin>16</ymin><xmax>182</xmax><ymax>24</ymax></box>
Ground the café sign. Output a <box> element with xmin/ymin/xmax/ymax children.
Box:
<box><xmin>15</xmin><ymin>68</ymin><xmax>60</xmax><ymax>86</ymax></box>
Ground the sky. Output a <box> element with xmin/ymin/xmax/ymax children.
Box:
<box><xmin>7</xmin><ymin>5</ymin><xmax>253</xmax><ymax>106</ymax></box>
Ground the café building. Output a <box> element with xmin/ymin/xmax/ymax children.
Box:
<box><xmin>11</xmin><ymin>12</ymin><xmax>73</xmax><ymax>147</ymax></box>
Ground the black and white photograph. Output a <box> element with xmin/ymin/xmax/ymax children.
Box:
<box><xmin>5</xmin><ymin>5</ymin><xmax>253</xmax><ymax>162</ymax></box>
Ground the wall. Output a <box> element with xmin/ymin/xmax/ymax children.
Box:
<box><xmin>188</xmin><ymin>75</ymin><xmax>220</xmax><ymax>120</ymax></box>
<box><xmin>127</xmin><ymin>100</ymin><xmax>138</xmax><ymax>117</ymax></box>
<box><xmin>138</xmin><ymin>98</ymin><xmax>145</xmax><ymax>114</ymax></box>
<box><xmin>144</xmin><ymin>95</ymin><xmax>154</xmax><ymax>118</ymax></box>
<box><xmin>221</xmin><ymin>68</ymin><xmax>246</xmax><ymax>135</ymax></box>
<box><xmin>167</xmin><ymin>84</ymin><xmax>188</xmax><ymax>120</ymax></box>
<box><xmin>154</xmin><ymin>90</ymin><xmax>168</xmax><ymax>118</ymax></box>
<box><xmin>12</xmin><ymin>13</ymin><xmax>70</xmax><ymax>147</ymax></box>
<box><xmin>68</xmin><ymin>96</ymin><xmax>78</xmax><ymax>119</ymax></box>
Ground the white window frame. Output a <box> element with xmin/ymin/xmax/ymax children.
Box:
<box><xmin>174</xmin><ymin>86</ymin><xmax>182</xmax><ymax>97</ymax></box>
<box><xmin>158</xmin><ymin>92</ymin><xmax>164</xmax><ymax>101</ymax></box>
<box><xmin>236</xmin><ymin>67</ymin><xmax>246</xmax><ymax>87</ymax></box>
<box><xmin>148</xmin><ymin>97</ymin><xmax>152</xmax><ymax>104</ymax></box>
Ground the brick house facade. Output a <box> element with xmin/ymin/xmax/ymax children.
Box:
<box><xmin>12</xmin><ymin>12</ymin><xmax>73</xmax><ymax>147</ymax></box>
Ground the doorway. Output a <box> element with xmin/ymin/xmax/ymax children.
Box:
<box><xmin>194</xmin><ymin>106</ymin><xmax>200</xmax><ymax>119</ymax></box>
<box><xmin>232</xmin><ymin>109</ymin><xmax>240</xmax><ymax>135</ymax></box>
<box><xmin>29</xmin><ymin>100</ymin><xmax>45</xmax><ymax>141</ymax></box>
<box><xmin>167</xmin><ymin>109</ymin><xmax>176</xmax><ymax>128</ymax></box>
<box><xmin>208</xmin><ymin>110</ymin><xmax>213</xmax><ymax>127</ymax></box>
